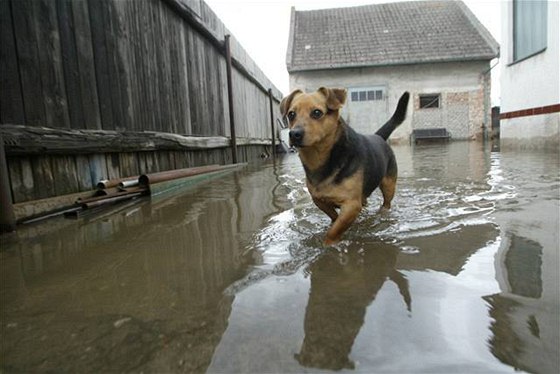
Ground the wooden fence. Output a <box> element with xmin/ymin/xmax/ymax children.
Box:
<box><xmin>0</xmin><ymin>0</ymin><xmax>283</xmax><ymax>211</ymax></box>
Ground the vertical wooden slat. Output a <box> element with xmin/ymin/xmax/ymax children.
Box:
<box><xmin>0</xmin><ymin>0</ymin><xmax>25</xmax><ymax>124</ymax></box>
<box><xmin>72</xmin><ymin>0</ymin><xmax>101</xmax><ymax>130</ymax></box>
<box><xmin>75</xmin><ymin>154</ymin><xmax>93</xmax><ymax>190</ymax></box>
<box><xmin>106</xmin><ymin>153</ymin><xmax>120</xmax><ymax>179</ymax></box>
<box><xmin>11</xmin><ymin>0</ymin><xmax>46</xmax><ymax>126</ymax></box>
<box><xmin>224</xmin><ymin>34</ymin><xmax>237</xmax><ymax>163</ymax></box>
<box><xmin>51</xmin><ymin>155</ymin><xmax>78</xmax><ymax>196</ymax></box>
<box><xmin>31</xmin><ymin>155</ymin><xmax>55</xmax><ymax>199</ymax></box>
<box><xmin>88</xmin><ymin>153</ymin><xmax>108</xmax><ymax>184</ymax></box>
<box><xmin>88</xmin><ymin>0</ymin><xmax>114</xmax><ymax>129</ymax></box>
<box><xmin>57</xmin><ymin>0</ymin><xmax>84</xmax><ymax>129</ymax></box>
<box><xmin>35</xmin><ymin>0</ymin><xmax>70</xmax><ymax>128</ymax></box>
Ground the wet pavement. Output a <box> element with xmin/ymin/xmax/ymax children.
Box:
<box><xmin>1</xmin><ymin>142</ymin><xmax>559</xmax><ymax>373</ymax></box>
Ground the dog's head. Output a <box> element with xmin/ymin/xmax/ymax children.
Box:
<box><xmin>280</xmin><ymin>87</ymin><xmax>347</xmax><ymax>148</ymax></box>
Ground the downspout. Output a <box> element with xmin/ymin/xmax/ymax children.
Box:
<box><xmin>481</xmin><ymin>59</ymin><xmax>499</xmax><ymax>141</ymax></box>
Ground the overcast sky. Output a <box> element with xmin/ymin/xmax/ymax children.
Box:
<box><xmin>204</xmin><ymin>0</ymin><xmax>502</xmax><ymax>104</ymax></box>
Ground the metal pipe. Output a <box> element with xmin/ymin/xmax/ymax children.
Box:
<box><xmin>119</xmin><ymin>179</ymin><xmax>139</xmax><ymax>189</ymax></box>
<box><xmin>224</xmin><ymin>34</ymin><xmax>238</xmax><ymax>164</ymax></box>
<box><xmin>97</xmin><ymin>175</ymin><xmax>139</xmax><ymax>190</ymax></box>
<box><xmin>139</xmin><ymin>164</ymin><xmax>237</xmax><ymax>186</ymax></box>
<box><xmin>268</xmin><ymin>88</ymin><xmax>276</xmax><ymax>160</ymax></box>
<box><xmin>81</xmin><ymin>192</ymin><xmax>144</xmax><ymax>209</ymax></box>
<box><xmin>0</xmin><ymin>134</ymin><xmax>16</xmax><ymax>232</ymax></box>
<box><xmin>77</xmin><ymin>187</ymin><xmax>147</xmax><ymax>204</ymax></box>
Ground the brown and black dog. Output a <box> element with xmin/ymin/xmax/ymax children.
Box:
<box><xmin>280</xmin><ymin>87</ymin><xmax>409</xmax><ymax>245</ymax></box>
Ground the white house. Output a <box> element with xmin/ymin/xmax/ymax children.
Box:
<box><xmin>286</xmin><ymin>1</ymin><xmax>499</xmax><ymax>143</ymax></box>
<box><xmin>500</xmin><ymin>0</ymin><xmax>559</xmax><ymax>149</ymax></box>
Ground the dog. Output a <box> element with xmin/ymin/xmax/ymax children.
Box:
<box><xmin>280</xmin><ymin>87</ymin><xmax>409</xmax><ymax>245</ymax></box>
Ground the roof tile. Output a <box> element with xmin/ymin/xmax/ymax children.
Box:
<box><xmin>287</xmin><ymin>1</ymin><xmax>499</xmax><ymax>72</ymax></box>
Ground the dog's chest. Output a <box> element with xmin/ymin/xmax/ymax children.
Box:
<box><xmin>306</xmin><ymin>170</ymin><xmax>364</xmax><ymax>206</ymax></box>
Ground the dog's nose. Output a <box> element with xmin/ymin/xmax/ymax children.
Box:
<box><xmin>289</xmin><ymin>128</ymin><xmax>304</xmax><ymax>146</ymax></box>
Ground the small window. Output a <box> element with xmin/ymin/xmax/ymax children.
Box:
<box><xmin>513</xmin><ymin>0</ymin><xmax>547</xmax><ymax>62</ymax></box>
<box><xmin>419</xmin><ymin>94</ymin><xmax>440</xmax><ymax>109</ymax></box>
<box><xmin>350</xmin><ymin>88</ymin><xmax>385</xmax><ymax>102</ymax></box>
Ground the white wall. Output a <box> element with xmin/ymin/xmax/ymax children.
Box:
<box><xmin>500</xmin><ymin>0</ymin><xmax>560</xmax><ymax>148</ymax></box>
<box><xmin>289</xmin><ymin>60</ymin><xmax>491</xmax><ymax>142</ymax></box>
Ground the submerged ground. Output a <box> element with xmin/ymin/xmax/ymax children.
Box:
<box><xmin>1</xmin><ymin>142</ymin><xmax>559</xmax><ymax>373</ymax></box>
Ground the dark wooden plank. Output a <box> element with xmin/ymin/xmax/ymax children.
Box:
<box><xmin>110</xmin><ymin>0</ymin><xmax>132</xmax><ymax>131</ymax></box>
<box><xmin>31</xmin><ymin>155</ymin><xmax>55</xmax><ymax>199</ymax></box>
<box><xmin>75</xmin><ymin>154</ymin><xmax>93</xmax><ymax>190</ymax></box>
<box><xmin>51</xmin><ymin>155</ymin><xmax>78</xmax><ymax>196</ymax></box>
<box><xmin>145</xmin><ymin>0</ymin><xmax>161</xmax><ymax>132</ymax></box>
<box><xmin>124</xmin><ymin>0</ymin><xmax>141</xmax><ymax>131</ymax></box>
<box><xmin>177</xmin><ymin>23</ymin><xmax>192</xmax><ymax>135</ymax></box>
<box><xmin>7</xmin><ymin>156</ymin><xmax>35</xmax><ymax>203</ymax></box>
<box><xmin>102</xmin><ymin>0</ymin><xmax>125</xmax><ymax>131</ymax></box>
<box><xmin>87</xmin><ymin>0</ymin><xmax>114</xmax><ymax>129</ymax></box>
<box><xmin>88</xmin><ymin>154</ymin><xmax>108</xmax><ymax>184</ymax></box>
<box><xmin>118</xmin><ymin>152</ymin><xmax>139</xmax><ymax>177</ymax></box>
<box><xmin>153</xmin><ymin>0</ymin><xmax>168</xmax><ymax>134</ymax></box>
<box><xmin>11</xmin><ymin>0</ymin><xmax>46</xmax><ymax>126</ymax></box>
<box><xmin>56</xmin><ymin>0</ymin><xmax>84</xmax><ymax>129</ymax></box>
<box><xmin>34</xmin><ymin>0</ymin><xmax>71</xmax><ymax>128</ymax></box>
<box><xmin>71</xmin><ymin>0</ymin><xmax>101</xmax><ymax>130</ymax></box>
<box><xmin>106</xmin><ymin>153</ymin><xmax>120</xmax><ymax>180</ymax></box>
<box><xmin>0</xmin><ymin>0</ymin><xmax>25</xmax><ymax>124</ymax></box>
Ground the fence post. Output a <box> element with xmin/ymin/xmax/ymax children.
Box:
<box><xmin>224</xmin><ymin>34</ymin><xmax>237</xmax><ymax>164</ymax></box>
<box><xmin>0</xmin><ymin>135</ymin><xmax>16</xmax><ymax>232</ymax></box>
<box><xmin>268</xmin><ymin>89</ymin><xmax>276</xmax><ymax>160</ymax></box>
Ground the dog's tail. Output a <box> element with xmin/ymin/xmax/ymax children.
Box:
<box><xmin>375</xmin><ymin>92</ymin><xmax>410</xmax><ymax>141</ymax></box>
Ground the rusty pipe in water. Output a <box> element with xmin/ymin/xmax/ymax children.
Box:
<box><xmin>138</xmin><ymin>164</ymin><xmax>227</xmax><ymax>186</ymax></box>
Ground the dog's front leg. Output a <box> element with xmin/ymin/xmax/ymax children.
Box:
<box><xmin>312</xmin><ymin>197</ymin><xmax>338</xmax><ymax>222</ymax></box>
<box><xmin>324</xmin><ymin>201</ymin><xmax>361</xmax><ymax>245</ymax></box>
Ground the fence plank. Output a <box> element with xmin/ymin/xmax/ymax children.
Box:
<box><xmin>75</xmin><ymin>154</ymin><xmax>93</xmax><ymax>190</ymax></box>
<box><xmin>31</xmin><ymin>156</ymin><xmax>55</xmax><ymax>199</ymax></box>
<box><xmin>51</xmin><ymin>155</ymin><xmax>78</xmax><ymax>196</ymax></box>
<box><xmin>11</xmin><ymin>0</ymin><xmax>46</xmax><ymax>126</ymax></box>
<box><xmin>88</xmin><ymin>0</ymin><xmax>114</xmax><ymax>129</ymax></box>
<box><xmin>35</xmin><ymin>0</ymin><xmax>71</xmax><ymax>129</ymax></box>
<box><xmin>0</xmin><ymin>0</ymin><xmax>25</xmax><ymax>124</ymax></box>
<box><xmin>72</xmin><ymin>0</ymin><xmax>101</xmax><ymax>130</ymax></box>
<box><xmin>57</xmin><ymin>0</ymin><xmax>84</xmax><ymax>129</ymax></box>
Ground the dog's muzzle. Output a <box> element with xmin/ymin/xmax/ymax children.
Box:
<box><xmin>289</xmin><ymin>128</ymin><xmax>304</xmax><ymax>147</ymax></box>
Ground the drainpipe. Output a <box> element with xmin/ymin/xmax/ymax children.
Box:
<box><xmin>481</xmin><ymin>59</ymin><xmax>499</xmax><ymax>141</ymax></box>
<box><xmin>0</xmin><ymin>135</ymin><xmax>16</xmax><ymax>232</ymax></box>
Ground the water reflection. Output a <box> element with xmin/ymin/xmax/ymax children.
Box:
<box><xmin>1</xmin><ymin>143</ymin><xmax>558</xmax><ymax>373</ymax></box>
<box><xmin>0</xmin><ymin>163</ymin><xmax>293</xmax><ymax>372</ymax></box>
<box><xmin>296</xmin><ymin>242</ymin><xmax>410</xmax><ymax>370</ymax></box>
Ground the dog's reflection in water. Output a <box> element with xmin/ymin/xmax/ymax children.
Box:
<box><xmin>295</xmin><ymin>242</ymin><xmax>410</xmax><ymax>370</ymax></box>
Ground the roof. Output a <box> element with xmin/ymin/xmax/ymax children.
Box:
<box><xmin>286</xmin><ymin>1</ymin><xmax>499</xmax><ymax>72</ymax></box>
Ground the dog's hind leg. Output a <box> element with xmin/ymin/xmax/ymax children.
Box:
<box><xmin>380</xmin><ymin>175</ymin><xmax>397</xmax><ymax>209</ymax></box>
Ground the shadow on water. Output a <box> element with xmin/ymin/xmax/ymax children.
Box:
<box><xmin>1</xmin><ymin>142</ymin><xmax>559</xmax><ymax>372</ymax></box>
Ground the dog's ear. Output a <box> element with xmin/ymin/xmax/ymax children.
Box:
<box><xmin>318</xmin><ymin>87</ymin><xmax>347</xmax><ymax>111</ymax></box>
<box><xmin>280</xmin><ymin>89</ymin><xmax>303</xmax><ymax>116</ymax></box>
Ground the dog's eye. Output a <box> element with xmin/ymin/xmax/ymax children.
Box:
<box><xmin>310</xmin><ymin>109</ymin><xmax>323</xmax><ymax>119</ymax></box>
<box><xmin>287</xmin><ymin>111</ymin><xmax>296</xmax><ymax>121</ymax></box>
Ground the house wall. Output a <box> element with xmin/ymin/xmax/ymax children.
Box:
<box><xmin>499</xmin><ymin>0</ymin><xmax>560</xmax><ymax>149</ymax></box>
<box><xmin>289</xmin><ymin>60</ymin><xmax>492</xmax><ymax>143</ymax></box>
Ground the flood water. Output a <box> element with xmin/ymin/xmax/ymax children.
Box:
<box><xmin>1</xmin><ymin>142</ymin><xmax>559</xmax><ymax>373</ymax></box>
